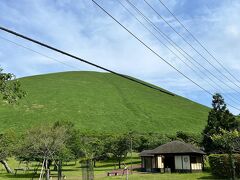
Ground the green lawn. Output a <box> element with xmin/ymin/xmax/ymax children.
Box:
<box><xmin>0</xmin><ymin>71</ymin><xmax>209</xmax><ymax>135</ymax></box>
<box><xmin>98</xmin><ymin>172</ymin><xmax>218</xmax><ymax>180</ymax></box>
<box><xmin>0</xmin><ymin>153</ymin><xmax>220</xmax><ymax>180</ymax></box>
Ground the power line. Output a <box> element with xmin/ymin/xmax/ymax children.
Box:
<box><xmin>0</xmin><ymin>35</ymin><xmax>78</xmax><ymax>71</ymax></box>
<box><xmin>116</xmin><ymin>0</ymin><xmax>240</xmax><ymax>106</ymax></box>
<box><xmin>92</xmin><ymin>1</ymin><xmax>211</xmax><ymax>94</ymax></box>
<box><xmin>158</xmin><ymin>0</ymin><xmax>240</xmax><ymax>87</ymax></box>
<box><xmin>123</xmin><ymin>0</ymin><xmax>240</xmax><ymax>105</ymax></box>
<box><xmin>143</xmin><ymin>0</ymin><xmax>240</xmax><ymax>93</ymax></box>
<box><xmin>0</xmin><ymin>26</ymin><xmax>174</xmax><ymax>96</ymax></box>
<box><xmin>92</xmin><ymin>0</ymin><xmax>240</xmax><ymax>111</ymax></box>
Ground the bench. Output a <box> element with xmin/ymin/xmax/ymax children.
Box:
<box><xmin>107</xmin><ymin>172</ymin><xmax>119</xmax><ymax>176</ymax></box>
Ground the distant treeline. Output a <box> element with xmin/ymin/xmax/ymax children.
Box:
<box><xmin>0</xmin><ymin>120</ymin><xmax>202</xmax><ymax>174</ymax></box>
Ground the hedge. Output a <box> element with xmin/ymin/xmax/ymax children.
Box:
<box><xmin>209</xmin><ymin>154</ymin><xmax>240</xmax><ymax>178</ymax></box>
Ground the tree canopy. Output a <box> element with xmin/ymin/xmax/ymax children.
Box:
<box><xmin>212</xmin><ymin>129</ymin><xmax>240</xmax><ymax>154</ymax></box>
<box><xmin>202</xmin><ymin>93</ymin><xmax>239</xmax><ymax>153</ymax></box>
<box><xmin>0</xmin><ymin>67</ymin><xmax>25</xmax><ymax>104</ymax></box>
<box><xmin>16</xmin><ymin>125</ymin><xmax>69</xmax><ymax>161</ymax></box>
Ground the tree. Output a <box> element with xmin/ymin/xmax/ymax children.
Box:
<box><xmin>212</xmin><ymin>129</ymin><xmax>240</xmax><ymax>180</ymax></box>
<box><xmin>86</xmin><ymin>137</ymin><xmax>105</xmax><ymax>168</ymax></box>
<box><xmin>67</xmin><ymin>129</ymin><xmax>84</xmax><ymax>161</ymax></box>
<box><xmin>107</xmin><ymin>135</ymin><xmax>130</xmax><ymax>169</ymax></box>
<box><xmin>76</xmin><ymin>134</ymin><xmax>106</xmax><ymax>168</ymax></box>
<box><xmin>0</xmin><ymin>67</ymin><xmax>25</xmax><ymax>173</ymax></box>
<box><xmin>0</xmin><ymin>67</ymin><xmax>25</xmax><ymax>104</ymax></box>
<box><xmin>53</xmin><ymin>121</ymin><xmax>79</xmax><ymax>160</ymax></box>
<box><xmin>16</xmin><ymin>124</ymin><xmax>69</xmax><ymax>180</ymax></box>
<box><xmin>202</xmin><ymin>93</ymin><xmax>239</xmax><ymax>153</ymax></box>
<box><xmin>133</xmin><ymin>133</ymin><xmax>171</xmax><ymax>152</ymax></box>
<box><xmin>176</xmin><ymin>131</ymin><xmax>202</xmax><ymax>146</ymax></box>
<box><xmin>0</xmin><ymin>130</ymin><xmax>16</xmax><ymax>173</ymax></box>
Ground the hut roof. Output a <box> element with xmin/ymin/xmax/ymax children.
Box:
<box><xmin>139</xmin><ymin>150</ymin><xmax>154</xmax><ymax>157</ymax></box>
<box><xmin>151</xmin><ymin>141</ymin><xmax>205</xmax><ymax>155</ymax></box>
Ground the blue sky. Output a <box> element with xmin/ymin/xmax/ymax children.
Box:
<box><xmin>0</xmin><ymin>0</ymin><xmax>240</xmax><ymax>114</ymax></box>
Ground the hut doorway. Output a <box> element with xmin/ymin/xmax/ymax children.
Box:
<box><xmin>144</xmin><ymin>158</ymin><xmax>152</xmax><ymax>172</ymax></box>
<box><xmin>164</xmin><ymin>155</ymin><xmax>175</xmax><ymax>172</ymax></box>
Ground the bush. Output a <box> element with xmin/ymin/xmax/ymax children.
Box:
<box><xmin>209</xmin><ymin>154</ymin><xmax>240</xmax><ymax>178</ymax></box>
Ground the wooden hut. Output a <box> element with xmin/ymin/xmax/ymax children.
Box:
<box><xmin>140</xmin><ymin>141</ymin><xmax>205</xmax><ymax>173</ymax></box>
<box><xmin>140</xmin><ymin>150</ymin><xmax>155</xmax><ymax>172</ymax></box>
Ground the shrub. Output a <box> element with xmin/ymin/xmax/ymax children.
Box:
<box><xmin>209</xmin><ymin>154</ymin><xmax>240</xmax><ymax>178</ymax></box>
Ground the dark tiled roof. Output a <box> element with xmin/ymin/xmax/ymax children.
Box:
<box><xmin>151</xmin><ymin>141</ymin><xmax>205</xmax><ymax>155</ymax></box>
<box><xmin>139</xmin><ymin>150</ymin><xmax>154</xmax><ymax>157</ymax></box>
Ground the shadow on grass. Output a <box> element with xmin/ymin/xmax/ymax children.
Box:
<box><xmin>125</xmin><ymin>156</ymin><xmax>140</xmax><ymax>160</ymax></box>
<box><xmin>62</xmin><ymin>162</ymin><xmax>77</xmax><ymax>166</ymax></box>
<box><xmin>196</xmin><ymin>169</ymin><xmax>224</xmax><ymax>179</ymax></box>
<box><xmin>100</xmin><ymin>157</ymin><xmax>140</xmax><ymax>165</ymax></box>
<box><xmin>126</xmin><ymin>161</ymin><xmax>141</xmax><ymax>165</ymax></box>
<box><xmin>61</xmin><ymin>168</ymin><xmax>80</xmax><ymax>172</ymax></box>
<box><xmin>75</xmin><ymin>165</ymin><xmax>114</xmax><ymax>170</ymax></box>
<box><xmin>132</xmin><ymin>167</ymin><xmax>143</xmax><ymax>172</ymax></box>
<box><xmin>3</xmin><ymin>173</ymin><xmax>36</xmax><ymax>179</ymax></box>
<box><xmin>96</xmin><ymin>161</ymin><xmax>140</xmax><ymax>168</ymax></box>
<box><xmin>197</xmin><ymin>175</ymin><xmax>225</xmax><ymax>179</ymax></box>
<box><xmin>90</xmin><ymin>164</ymin><xmax>115</xmax><ymax>168</ymax></box>
<box><xmin>94</xmin><ymin>168</ymin><xmax>115</xmax><ymax>172</ymax></box>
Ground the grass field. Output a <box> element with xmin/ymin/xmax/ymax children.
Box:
<box><xmin>99</xmin><ymin>173</ymin><xmax>218</xmax><ymax>180</ymax></box>
<box><xmin>0</xmin><ymin>71</ymin><xmax>209</xmax><ymax>134</ymax></box>
<box><xmin>0</xmin><ymin>153</ymin><xmax>218</xmax><ymax>180</ymax></box>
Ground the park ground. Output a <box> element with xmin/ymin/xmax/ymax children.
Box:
<box><xmin>0</xmin><ymin>153</ymin><xmax>220</xmax><ymax>180</ymax></box>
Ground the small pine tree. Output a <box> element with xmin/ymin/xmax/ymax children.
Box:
<box><xmin>202</xmin><ymin>93</ymin><xmax>239</xmax><ymax>153</ymax></box>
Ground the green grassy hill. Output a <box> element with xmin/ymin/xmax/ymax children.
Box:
<box><xmin>0</xmin><ymin>71</ymin><xmax>209</xmax><ymax>134</ymax></box>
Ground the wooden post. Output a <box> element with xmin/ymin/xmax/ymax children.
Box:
<box><xmin>130</xmin><ymin>137</ymin><xmax>133</xmax><ymax>174</ymax></box>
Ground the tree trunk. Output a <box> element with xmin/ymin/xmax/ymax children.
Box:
<box><xmin>54</xmin><ymin>163</ymin><xmax>58</xmax><ymax>171</ymax></box>
<box><xmin>58</xmin><ymin>160</ymin><xmax>62</xmax><ymax>180</ymax></box>
<box><xmin>45</xmin><ymin>169</ymin><xmax>50</xmax><ymax>180</ymax></box>
<box><xmin>45</xmin><ymin>159</ymin><xmax>50</xmax><ymax>180</ymax></box>
<box><xmin>118</xmin><ymin>159</ymin><xmax>121</xmax><ymax>169</ymax></box>
<box><xmin>0</xmin><ymin>160</ymin><xmax>14</xmax><ymax>174</ymax></box>
<box><xmin>93</xmin><ymin>159</ymin><xmax>96</xmax><ymax>168</ymax></box>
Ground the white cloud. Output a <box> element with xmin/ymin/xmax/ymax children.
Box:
<box><xmin>226</xmin><ymin>25</ymin><xmax>240</xmax><ymax>38</ymax></box>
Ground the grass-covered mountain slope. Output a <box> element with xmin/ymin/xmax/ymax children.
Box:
<box><xmin>0</xmin><ymin>71</ymin><xmax>209</xmax><ymax>134</ymax></box>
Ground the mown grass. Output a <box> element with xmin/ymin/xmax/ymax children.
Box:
<box><xmin>98</xmin><ymin>172</ymin><xmax>218</xmax><ymax>180</ymax></box>
<box><xmin>0</xmin><ymin>153</ymin><xmax>219</xmax><ymax>180</ymax></box>
<box><xmin>0</xmin><ymin>71</ymin><xmax>209</xmax><ymax>134</ymax></box>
